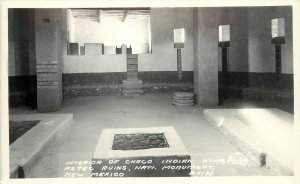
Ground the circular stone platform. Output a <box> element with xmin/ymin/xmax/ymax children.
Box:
<box><xmin>172</xmin><ymin>92</ymin><xmax>195</xmax><ymax>106</ymax></box>
<box><xmin>173</xmin><ymin>92</ymin><xmax>194</xmax><ymax>98</ymax></box>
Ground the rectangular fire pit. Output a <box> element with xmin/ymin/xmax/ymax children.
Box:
<box><xmin>91</xmin><ymin>126</ymin><xmax>191</xmax><ymax>177</ymax></box>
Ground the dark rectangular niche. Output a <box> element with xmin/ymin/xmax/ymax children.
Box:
<box><xmin>116</xmin><ymin>47</ymin><xmax>122</xmax><ymax>54</ymax></box>
<box><xmin>69</xmin><ymin>43</ymin><xmax>79</xmax><ymax>55</ymax></box>
<box><xmin>112</xmin><ymin>133</ymin><xmax>169</xmax><ymax>150</ymax></box>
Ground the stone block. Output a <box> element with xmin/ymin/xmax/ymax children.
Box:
<box><xmin>121</xmin><ymin>44</ymin><xmax>127</xmax><ymax>54</ymax></box>
<box><xmin>80</xmin><ymin>46</ymin><xmax>85</xmax><ymax>55</ymax></box>
<box><xmin>104</xmin><ymin>46</ymin><xmax>116</xmax><ymax>55</ymax></box>
<box><xmin>85</xmin><ymin>43</ymin><xmax>103</xmax><ymax>56</ymax></box>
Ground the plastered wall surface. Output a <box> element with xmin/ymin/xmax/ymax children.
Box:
<box><xmin>67</xmin><ymin>9</ymin><xmax>75</xmax><ymax>42</ymax></box>
<box><xmin>8</xmin><ymin>7</ymin><xmax>293</xmax><ymax>76</ymax></box>
<box><xmin>8</xmin><ymin>9</ymin><xmax>35</xmax><ymax>76</ymax></box>
<box><xmin>216</xmin><ymin>6</ymin><xmax>293</xmax><ymax>74</ymax></box>
<box><xmin>248</xmin><ymin>6</ymin><xmax>293</xmax><ymax>74</ymax></box>
<box><xmin>217</xmin><ymin>8</ymin><xmax>249</xmax><ymax>72</ymax></box>
<box><xmin>63</xmin><ymin>7</ymin><xmax>293</xmax><ymax>74</ymax></box>
<box><xmin>139</xmin><ymin>8</ymin><xmax>194</xmax><ymax>72</ymax></box>
<box><xmin>63</xmin><ymin>55</ymin><xmax>127</xmax><ymax>73</ymax></box>
<box><xmin>64</xmin><ymin>8</ymin><xmax>194</xmax><ymax>73</ymax></box>
<box><xmin>74</xmin><ymin>18</ymin><xmax>149</xmax><ymax>48</ymax></box>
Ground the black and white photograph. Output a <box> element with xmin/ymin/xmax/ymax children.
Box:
<box><xmin>0</xmin><ymin>0</ymin><xmax>299</xmax><ymax>183</ymax></box>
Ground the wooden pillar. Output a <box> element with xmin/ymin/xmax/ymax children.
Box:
<box><xmin>177</xmin><ymin>49</ymin><xmax>182</xmax><ymax>80</ymax></box>
<box><xmin>275</xmin><ymin>44</ymin><xmax>282</xmax><ymax>81</ymax></box>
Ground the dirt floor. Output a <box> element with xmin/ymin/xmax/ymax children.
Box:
<box><xmin>9</xmin><ymin>94</ymin><xmax>292</xmax><ymax>177</ymax></box>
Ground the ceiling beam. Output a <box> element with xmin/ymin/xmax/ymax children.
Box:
<box><xmin>122</xmin><ymin>10</ymin><xmax>129</xmax><ymax>22</ymax></box>
<box><xmin>97</xmin><ymin>10</ymin><xmax>102</xmax><ymax>23</ymax></box>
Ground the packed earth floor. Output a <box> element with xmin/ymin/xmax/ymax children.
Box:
<box><xmin>9</xmin><ymin>94</ymin><xmax>292</xmax><ymax>177</ymax></box>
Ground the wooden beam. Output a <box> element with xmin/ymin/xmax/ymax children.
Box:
<box><xmin>97</xmin><ymin>10</ymin><xmax>102</xmax><ymax>22</ymax></box>
<box><xmin>122</xmin><ymin>10</ymin><xmax>129</xmax><ymax>22</ymax></box>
